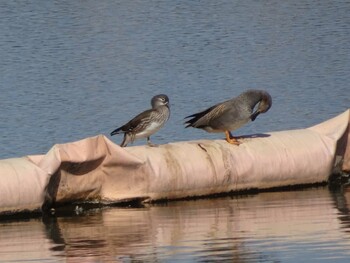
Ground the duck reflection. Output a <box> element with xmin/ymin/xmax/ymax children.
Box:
<box><xmin>330</xmin><ymin>183</ymin><xmax>350</xmax><ymax>232</ymax></box>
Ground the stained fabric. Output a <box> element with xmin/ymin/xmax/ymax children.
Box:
<box><xmin>0</xmin><ymin>110</ymin><xmax>349</xmax><ymax>215</ymax></box>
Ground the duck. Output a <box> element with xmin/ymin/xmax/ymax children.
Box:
<box><xmin>111</xmin><ymin>94</ymin><xmax>170</xmax><ymax>147</ymax></box>
<box><xmin>184</xmin><ymin>89</ymin><xmax>272</xmax><ymax>145</ymax></box>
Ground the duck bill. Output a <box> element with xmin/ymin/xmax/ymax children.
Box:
<box><xmin>250</xmin><ymin>111</ymin><xmax>260</xmax><ymax>121</ymax></box>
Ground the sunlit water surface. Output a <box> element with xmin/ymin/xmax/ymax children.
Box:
<box><xmin>0</xmin><ymin>0</ymin><xmax>349</xmax><ymax>262</ymax></box>
<box><xmin>1</xmin><ymin>186</ymin><xmax>350</xmax><ymax>262</ymax></box>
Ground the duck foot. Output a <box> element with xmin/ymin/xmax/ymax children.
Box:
<box><xmin>225</xmin><ymin>131</ymin><xmax>241</xmax><ymax>145</ymax></box>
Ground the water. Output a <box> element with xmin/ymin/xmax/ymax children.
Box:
<box><xmin>1</xmin><ymin>186</ymin><xmax>350</xmax><ymax>262</ymax></box>
<box><xmin>0</xmin><ymin>0</ymin><xmax>349</xmax><ymax>158</ymax></box>
<box><xmin>0</xmin><ymin>0</ymin><xmax>349</xmax><ymax>261</ymax></box>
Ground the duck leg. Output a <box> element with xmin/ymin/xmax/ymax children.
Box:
<box><xmin>120</xmin><ymin>134</ymin><xmax>130</xmax><ymax>147</ymax></box>
<box><xmin>224</xmin><ymin>131</ymin><xmax>240</xmax><ymax>145</ymax></box>
<box><xmin>147</xmin><ymin>137</ymin><xmax>158</xmax><ymax>147</ymax></box>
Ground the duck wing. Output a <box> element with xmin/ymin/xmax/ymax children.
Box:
<box><xmin>184</xmin><ymin>102</ymin><xmax>228</xmax><ymax>128</ymax></box>
<box><xmin>111</xmin><ymin>109</ymin><xmax>154</xmax><ymax>135</ymax></box>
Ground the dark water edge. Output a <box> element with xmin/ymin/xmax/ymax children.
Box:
<box><xmin>0</xmin><ymin>178</ymin><xmax>343</xmax><ymax>221</ymax></box>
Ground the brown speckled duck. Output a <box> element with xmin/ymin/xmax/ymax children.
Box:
<box><xmin>111</xmin><ymin>94</ymin><xmax>170</xmax><ymax>147</ymax></box>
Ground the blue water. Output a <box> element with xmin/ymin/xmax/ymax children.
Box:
<box><xmin>0</xmin><ymin>0</ymin><xmax>350</xmax><ymax>262</ymax></box>
<box><xmin>0</xmin><ymin>0</ymin><xmax>349</xmax><ymax>159</ymax></box>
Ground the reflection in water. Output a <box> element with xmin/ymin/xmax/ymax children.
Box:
<box><xmin>330</xmin><ymin>184</ymin><xmax>350</xmax><ymax>234</ymax></box>
<box><xmin>41</xmin><ymin>200</ymin><xmax>274</xmax><ymax>262</ymax></box>
<box><xmin>1</xmin><ymin>186</ymin><xmax>346</xmax><ymax>262</ymax></box>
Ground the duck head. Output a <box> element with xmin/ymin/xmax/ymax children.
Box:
<box><xmin>250</xmin><ymin>91</ymin><xmax>272</xmax><ymax>121</ymax></box>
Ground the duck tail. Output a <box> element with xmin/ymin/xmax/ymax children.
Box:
<box><xmin>184</xmin><ymin>107</ymin><xmax>213</xmax><ymax>128</ymax></box>
<box><xmin>184</xmin><ymin>113</ymin><xmax>200</xmax><ymax>128</ymax></box>
<box><xmin>110</xmin><ymin>127</ymin><xmax>122</xmax><ymax>136</ymax></box>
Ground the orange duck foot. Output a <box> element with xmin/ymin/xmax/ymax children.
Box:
<box><xmin>225</xmin><ymin>131</ymin><xmax>241</xmax><ymax>145</ymax></box>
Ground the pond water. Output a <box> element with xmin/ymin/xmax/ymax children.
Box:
<box><xmin>0</xmin><ymin>0</ymin><xmax>349</xmax><ymax>158</ymax></box>
<box><xmin>1</xmin><ymin>185</ymin><xmax>350</xmax><ymax>262</ymax></box>
<box><xmin>0</xmin><ymin>0</ymin><xmax>349</xmax><ymax>262</ymax></box>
